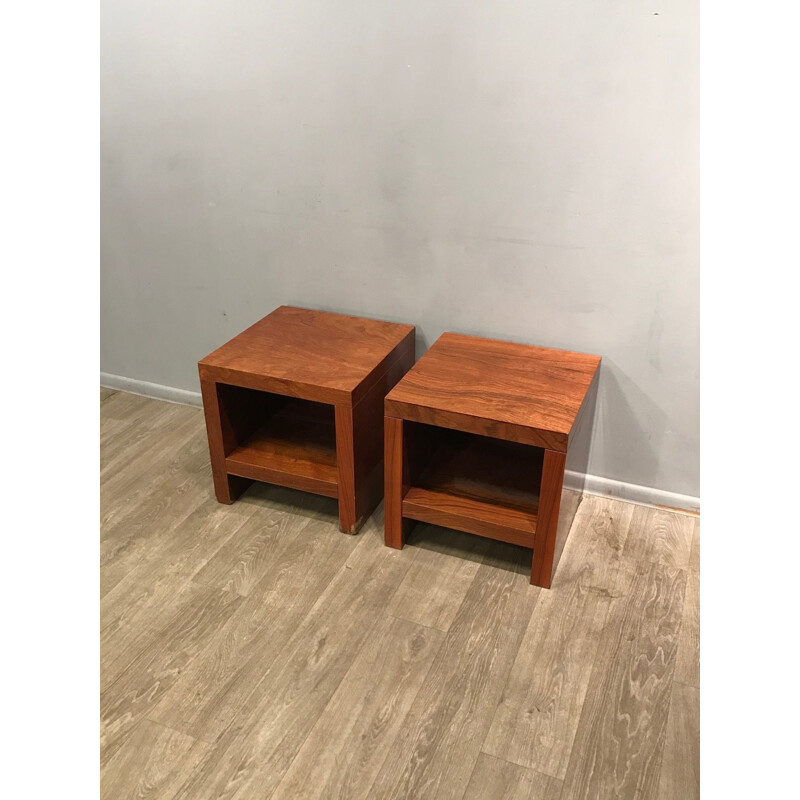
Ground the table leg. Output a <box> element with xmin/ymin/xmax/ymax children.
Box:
<box><xmin>531</xmin><ymin>449</ymin><xmax>567</xmax><ymax>587</ymax></box>
<box><xmin>199</xmin><ymin>377</ymin><xmax>251</xmax><ymax>504</ymax></box>
<box><xmin>385</xmin><ymin>416</ymin><xmax>413</xmax><ymax>548</ymax></box>
<box><xmin>335</xmin><ymin>405</ymin><xmax>360</xmax><ymax>533</ymax></box>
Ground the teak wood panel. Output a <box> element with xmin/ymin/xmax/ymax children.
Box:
<box><xmin>384</xmin><ymin>403</ymin><xmax>568</xmax><ymax>451</ymax></box>
<box><xmin>226</xmin><ymin>450</ymin><xmax>338</xmax><ymax>499</ymax></box>
<box><xmin>200</xmin><ymin>378</ymin><xmax>253</xmax><ymax>504</ymax></box>
<box><xmin>384</xmin><ymin>416</ymin><xmax>412</xmax><ymax>549</ymax></box>
<box><xmin>198</xmin><ymin>307</ymin><xmax>415</xmax><ymax>534</ymax></box>
<box><xmin>385</xmin><ymin>415</ymin><xmax>575</xmax><ymax>586</ymax></box>
<box><xmin>386</xmin><ymin>436</ymin><xmax>578</xmax><ymax>587</ymax></box>
<box><xmin>385</xmin><ymin>332</ymin><xmax>601</xmax><ymax>451</ymax></box>
<box><xmin>384</xmin><ymin>333</ymin><xmax>599</xmax><ymax>586</ymax></box>
<box><xmin>402</xmin><ymin>487</ymin><xmax>536</xmax><ymax>548</ymax></box>
<box><xmin>539</xmin><ymin>369</ymin><xmax>598</xmax><ymax>585</ymax></box>
<box><xmin>530</xmin><ymin>450</ymin><xmax>567</xmax><ymax>588</ymax></box>
<box><xmin>338</xmin><ymin>347</ymin><xmax>415</xmax><ymax>533</ymax></box>
<box><xmin>396</xmin><ymin>425</ymin><xmax>542</xmax><ymax>549</ymax></box>
<box><xmin>199</xmin><ymin>306</ymin><xmax>415</xmax><ymax>405</ymax></box>
<box><xmin>413</xmin><ymin>427</ymin><xmax>543</xmax><ymax>514</ymax></box>
<box><xmin>224</xmin><ymin>399</ymin><xmax>338</xmax><ymax>498</ymax></box>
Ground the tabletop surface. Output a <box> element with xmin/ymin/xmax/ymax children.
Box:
<box><xmin>199</xmin><ymin>306</ymin><xmax>414</xmax><ymax>394</ymax></box>
<box><xmin>385</xmin><ymin>332</ymin><xmax>601</xmax><ymax>438</ymax></box>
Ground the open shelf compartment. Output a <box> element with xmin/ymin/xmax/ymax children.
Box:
<box><xmin>219</xmin><ymin>384</ymin><xmax>338</xmax><ymax>498</ymax></box>
<box><xmin>402</xmin><ymin>423</ymin><xmax>543</xmax><ymax>548</ymax></box>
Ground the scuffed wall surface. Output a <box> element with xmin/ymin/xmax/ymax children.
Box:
<box><xmin>101</xmin><ymin>1</ymin><xmax>699</xmax><ymax>496</ymax></box>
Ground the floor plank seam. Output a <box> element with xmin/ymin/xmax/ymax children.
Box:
<box><xmin>143</xmin><ymin>716</ymin><xmax>203</xmax><ymax>741</ymax></box>
<box><xmin>381</xmin><ymin>542</ymin><xmax>424</xmax><ymax>610</ymax></box>
<box><xmin>386</xmin><ymin>609</ymin><xmax>460</xmax><ymax>634</ymax></box>
<box><xmin>476</xmin><ymin>745</ymin><xmax>566</xmax><ymax>784</ymax></box>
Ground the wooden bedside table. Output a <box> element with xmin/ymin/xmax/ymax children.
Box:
<box><xmin>384</xmin><ymin>332</ymin><xmax>601</xmax><ymax>587</ymax></box>
<box><xmin>198</xmin><ymin>306</ymin><xmax>415</xmax><ymax>533</ymax></box>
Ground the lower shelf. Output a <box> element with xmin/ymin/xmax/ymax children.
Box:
<box><xmin>402</xmin><ymin>427</ymin><xmax>543</xmax><ymax>549</ymax></box>
<box><xmin>402</xmin><ymin>487</ymin><xmax>537</xmax><ymax>548</ymax></box>
<box><xmin>225</xmin><ymin>403</ymin><xmax>338</xmax><ymax>498</ymax></box>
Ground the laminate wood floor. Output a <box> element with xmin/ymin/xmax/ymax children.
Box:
<box><xmin>100</xmin><ymin>390</ymin><xmax>699</xmax><ymax>800</ymax></box>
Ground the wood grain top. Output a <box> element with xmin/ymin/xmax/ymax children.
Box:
<box><xmin>199</xmin><ymin>306</ymin><xmax>415</xmax><ymax>405</ymax></box>
<box><xmin>385</xmin><ymin>332</ymin><xmax>601</xmax><ymax>450</ymax></box>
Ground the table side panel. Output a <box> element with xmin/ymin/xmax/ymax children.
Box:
<box><xmin>351</xmin><ymin>344</ymin><xmax>416</xmax><ymax>524</ymax></box>
<box><xmin>352</xmin><ymin>330</ymin><xmax>416</xmax><ymax>406</ymax></box>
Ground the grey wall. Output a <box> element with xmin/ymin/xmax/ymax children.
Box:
<box><xmin>101</xmin><ymin>1</ymin><xmax>699</xmax><ymax>500</ymax></box>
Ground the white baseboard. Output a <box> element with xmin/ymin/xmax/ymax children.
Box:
<box><xmin>101</xmin><ymin>372</ymin><xmax>203</xmax><ymax>407</ymax></box>
<box><xmin>567</xmin><ymin>471</ymin><xmax>699</xmax><ymax>515</ymax></box>
<box><xmin>100</xmin><ymin>372</ymin><xmax>700</xmax><ymax>514</ymax></box>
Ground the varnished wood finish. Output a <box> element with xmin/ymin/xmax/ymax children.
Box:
<box><xmin>226</xmin><ymin>399</ymin><xmax>338</xmax><ymax>498</ymax></box>
<box><xmin>199</xmin><ymin>305</ymin><xmax>414</xmax><ymax>405</ymax></box>
<box><xmin>199</xmin><ymin>306</ymin><xmax>414</xmax><ymax>533</ymax></box>
<box><xmin>335</xmin><ymin>404</ymin><xmax>358</xmax><ymax>532</ymax></box>
<box><xmin>384</xmin><ymin>416</ymin><xmax>408</xmax><ymax>548</ymax></box>
<box><xmin>102</xmin><ymin>393</ymin><xmax>698</xmax><ymax>800</ymax></box>
<box><xmin>338</xmin><ymin>349</ymin><xmax>415</xmax><ymax>534</ymax></box>
<box><xmin>385</xmin><ymin>332</ymin><xmax>600</xmax><ymax>585</ymax></box>
<box><xmin>385</xmin><ymin>331</ymin><xmax>601</xmax><ymax>451</ymax></box>
<box><xmin>402</xmin><ymin>488</ymin><xmax>536</xmax><ymax>548</ymax></box>
<box><xmin>200</xmin><ymin>377</ymin><xmax>250</xmax><ymax>504</ymax></box>
<box><xmin>352</xmin><ymin>351</ymin><xmax>414</xmax><ymax>525</ymax></box>
<box><xmin>530</xmin><ymin>449</ymin><xmax>567</xmax><ymax>589</ymax></box>
<box><xmin>415</xmin><ymin>428</ymin><xmax>543</xmax><ymax>515</ymax></box>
